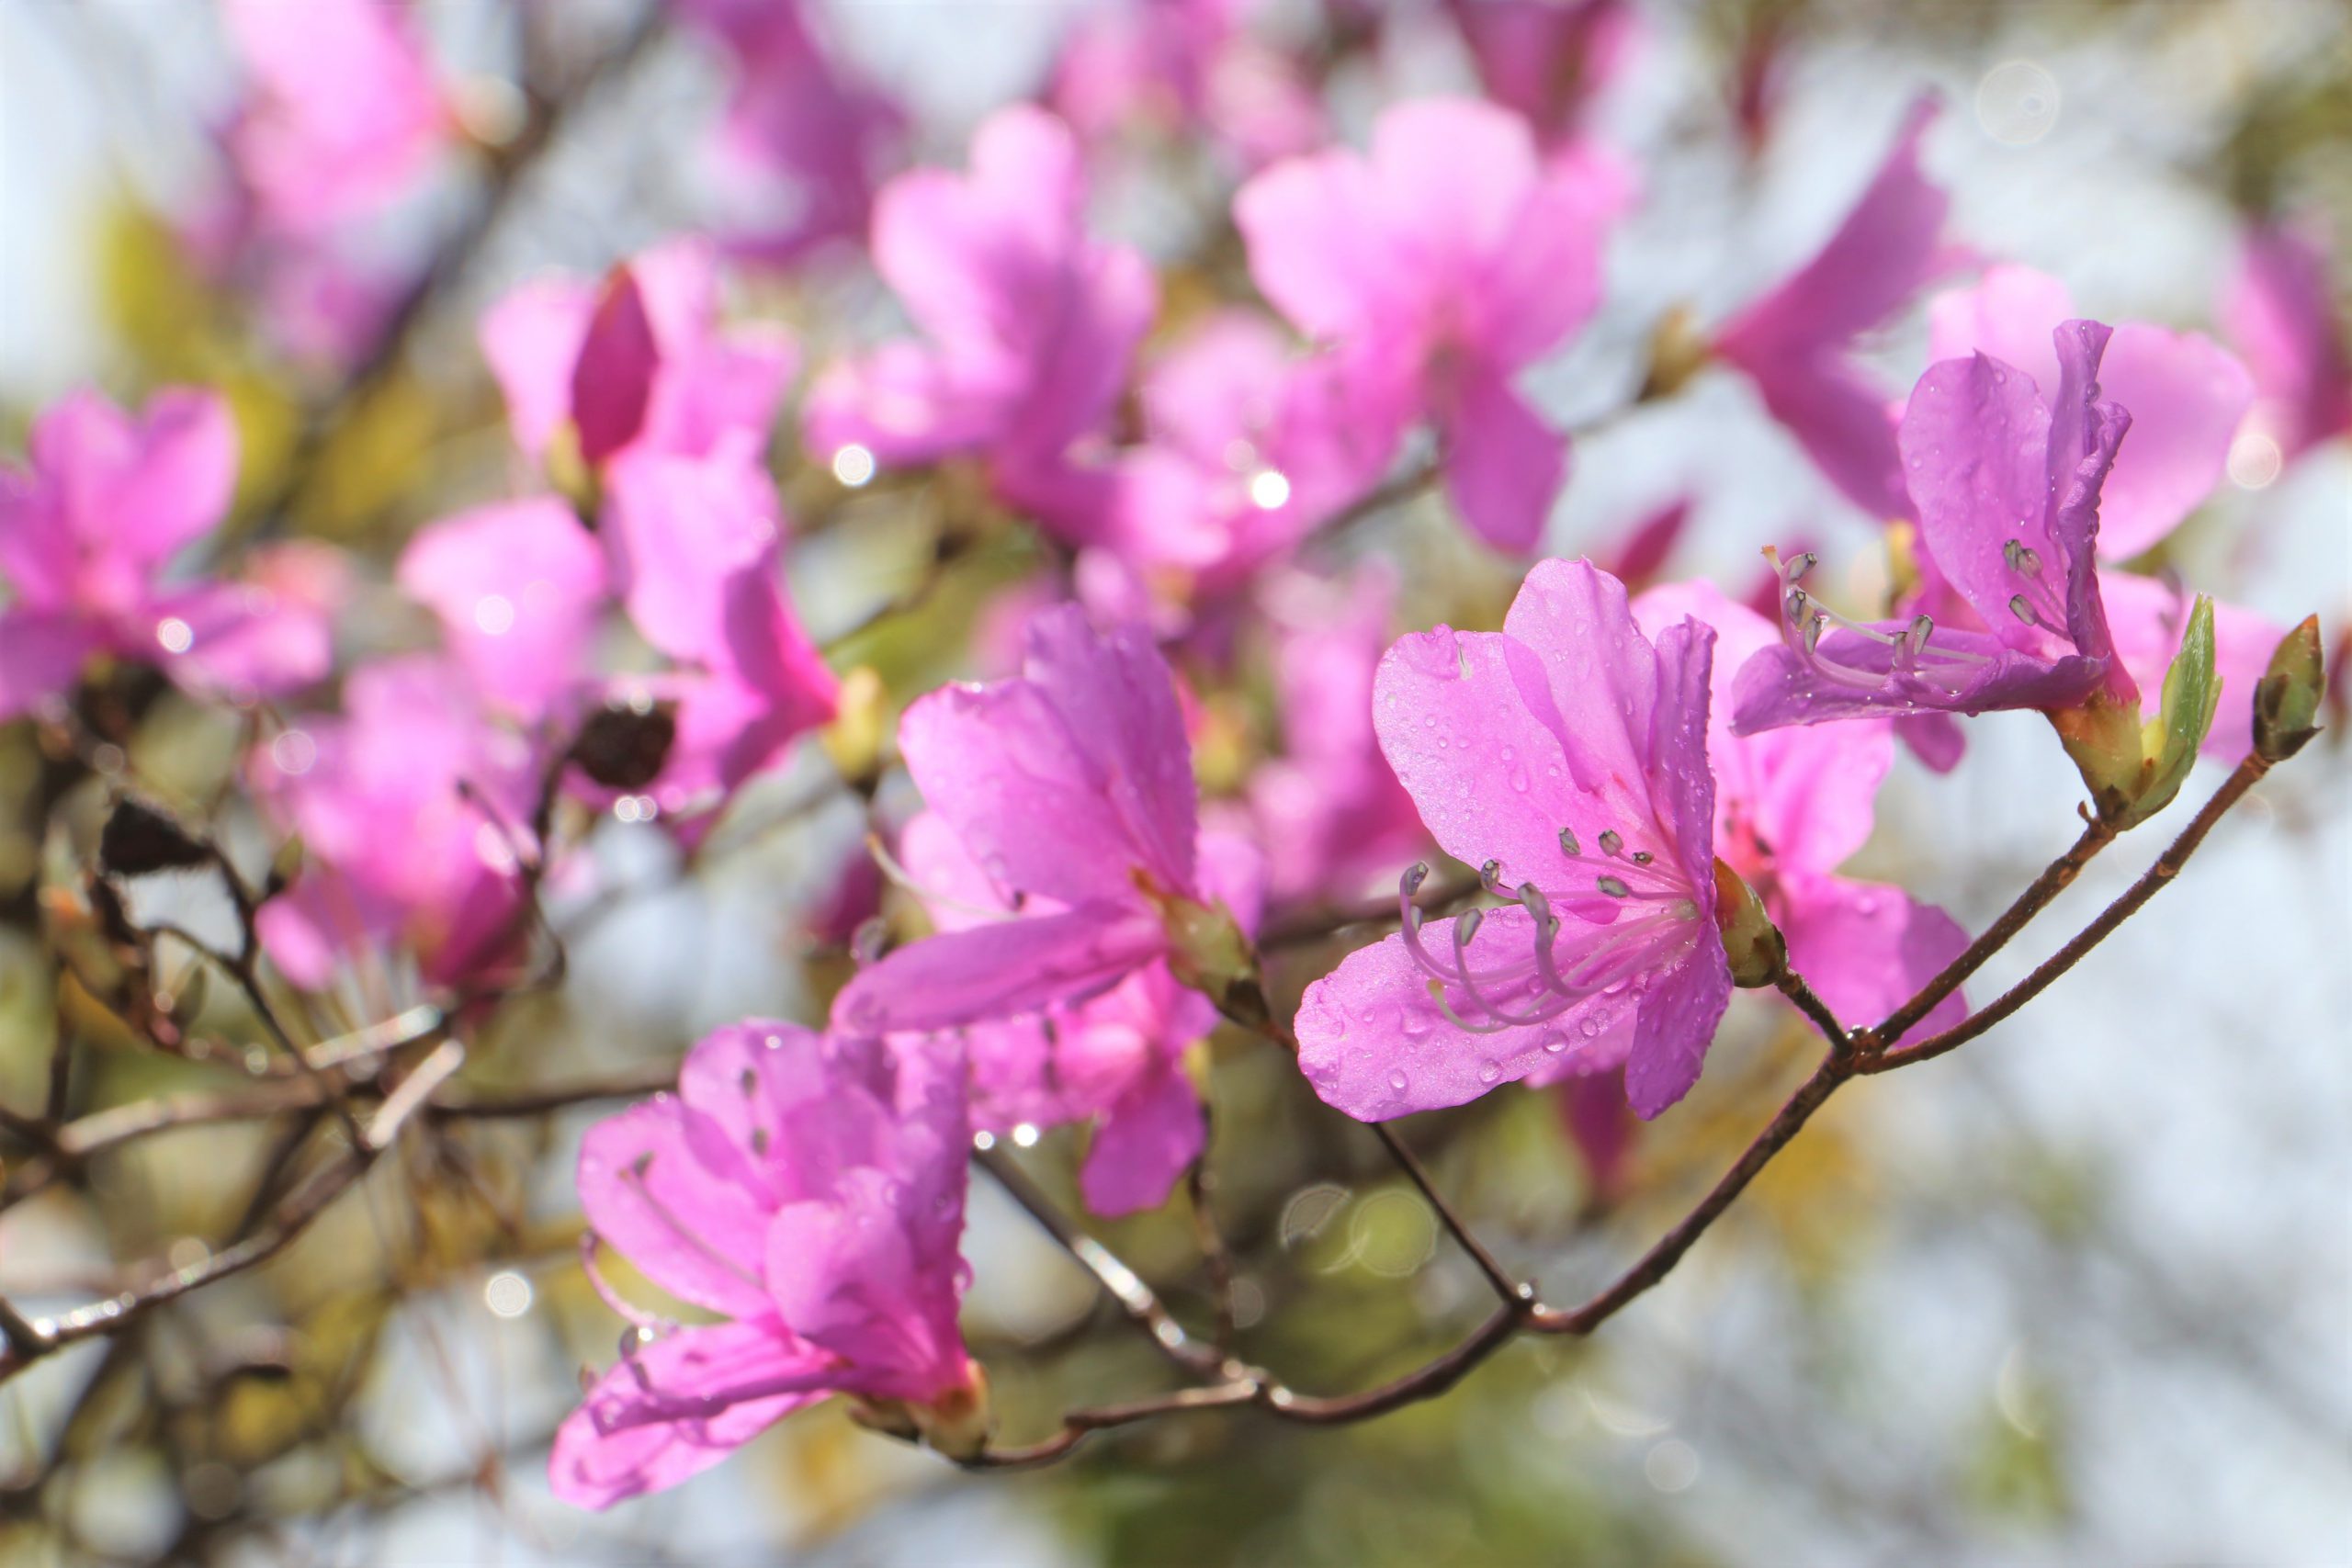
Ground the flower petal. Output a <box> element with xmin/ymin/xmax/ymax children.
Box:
<box><xmin>549</xmin><ymin>1321</ymin><xmax>831</xmax><ymax>1509</ymax></box>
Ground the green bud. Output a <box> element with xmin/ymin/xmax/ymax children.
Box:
<box><xmin>2124</xmin><ymin>594</ymin><xmax>2218</xmax><ymax>829</ymax></box>
<box><xmin>1712</xmin><ymin>858</ymin><xmax>1785</xmax><ymax>988</ymax></box>
<box><xmin>1152</xmin><ymin>884</ymin><xmax>1261</xmax><ymax>1022</ymax></box>
<box><xmin>2252</xmin><ymin>615</ymin><xmax>2325</xmax><ymax>762</ymax></box>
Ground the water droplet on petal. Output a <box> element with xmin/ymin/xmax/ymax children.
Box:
<box><xmin>1387</xmin><ymin>1069</ymin><xmax>1409</xmax><ymax>1092</ymax></box>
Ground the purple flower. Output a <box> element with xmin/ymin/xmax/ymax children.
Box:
<box><xmin>480</xmin><ymin>238</ymin><xmax>795</xmax><ymax>476</ymax></box>
<box><xmin>1926</xmin><ymin>265</ymin><xmax>2282</xmax><ymax>759</ymax></box>
<box><xmin>1235</xmin><ymin>97</ymin><xmax>1626</xmax><ymax>551</ymax></box>
<box><xmin>253</xmin><ymin>657</ymin><xmax>537</xmax><ymax>991</ymax></box>
<box><xmin>2222</xmin><ymin>219</ymin><xmax>2352</xmax><ymax>468</ymax></box>
<box><xmin>675</xmin><ymin>0</ymin><xmax>907</xmax><ymax>268</ymax></box>
<box><xmin>896</xmin><ymin>809</ymin><xmax>1261</xmax><ymax>1216</ymax></box>
<box><xmin>0</xmin><ymin>388</ymin><xmax>330</xmax><ymax>718</ymax></box>
<box><xmin>1111</xmin><ymin>311</ymin><xmax>1405</xmax><ymax>601</ymax></box>
<box><xmin>1446</xmin><ymin>0</ymin><xmax>1642</xmax><ymax>147</ymax></box>
<box><xmin>831</xmin><ymin>605</ymin><xmax>1259</xmax><ymax>1038</ymax></box>
<box><xmin>1928</xmin><ymin>265</ymin><xmax>2254</xmax><ymax>560</ymax></box>
<box><xmin>802</xmin><ymin>107</ymin><xmax>1156</xmax><ymax>547</ymax></box>
<box><xmin>1713</xmin><ymin>96</ymin><xmax>1954</xmax><ymax>522</ymax></box>
<box><xmin>551</xmin><ymin>1022</ymin><xmax>978</xmax><ymax>1507</ymax></box>
<box><xmin>1732</xmin><ymin>320</ymin><xmax>2136</xmax><ymax>733</ymax></box>
<box><xmin>218</xmin><ymin>0</ymin><xmax>446</xmax><ymax>238</ymax></box>
<box><xmin>1248</xmin><ymin>565</ymin><xmax>1432</xmax><ymax>905</ymax></box>
<box><xmin>1294</xmin><ymin>559</ymin><xmax>1731</xmax><ymax>1122</ymax></box>
<box><xmin>1047</xmin><ymin>0</ymin><xmax>1323</xmax><ymax>171</ymax></box>
<box><xmin>1635</xmin><ymin>580</ymin><xmax>1968</xmax><ymax>1042</ymax></box>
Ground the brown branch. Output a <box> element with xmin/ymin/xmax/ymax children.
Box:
<box><xmin>1861</xmin><ymin>814</ymin><xmax>2117</xmax><ymax>1049</ymax></box>
<box><xmin>1532</xmin><ymin>1054</ymin><xmax>1851</xmax><ymax>1335</ymax></box>
<box><xmin>1774</xmin><ymin>968</ymin><xmax>1851</xmax><ymax>1053</ymax></box>
<box><xmin>974</xmin><ymin>1146</ymin><xmax>1228</xmax><ymax>1377</ymax></box>
<box><xmin>1861</xmin><ymin>751</ymin><xmax>2274</xmax><ymax>1076</ymax></box>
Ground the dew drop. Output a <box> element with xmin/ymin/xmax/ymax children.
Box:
<box><xmin>1477</xmin><ymin>1060</ymin><xmax>1502</xmax><ymax>1085</ymax></box>
<box><xmin>1387</xmin><ymin>1069</ymin><xmax>1409</xmax><ymax>1091</ymax></box>
<box><xmin>1540</xmin><ymin>1031</ymin><xmax>1568</xmax><ymax>1055</ymax></box>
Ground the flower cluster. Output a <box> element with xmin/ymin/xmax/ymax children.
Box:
<box><xmin>7</xmin><ymin>1</ymin><xmax>2336</xmax><ymax>1526</ymax></box>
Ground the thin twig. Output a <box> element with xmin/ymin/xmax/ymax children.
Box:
<box><xmin>974</xmin><ymin>1146</ymin><xmax>1227</xmax><ymax>1376</ymax></box>
<box><xmin>1862</xmin><ymin>752</ymin><xmax>2273</xmax><ymax>1075</ymax></box>
<box><xmin>1862</xmin><ymin>815</ymin><xmax>2116</xmax><ymax>1049</ymax></box>
<box><xmin>1774</xmin><ymin>969</ymin><xmax>1851</xmax><ymax>1054</ymax></box>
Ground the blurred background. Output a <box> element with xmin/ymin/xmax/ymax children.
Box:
<box><xmin>1</xmin><ymin>0</ymin><xmax>2347</xmax><ymax>1563</ymax></box>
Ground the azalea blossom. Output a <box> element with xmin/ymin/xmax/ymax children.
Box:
<box><xmin>1112</xmin><ymin>311</ymin><xmax>1403</xmax><ymax>599</ymax></box>
<box><xmin>397</xmin><ymin>464</ymin><xmax>836</xmax><ymax>824</ymax></box>
<box><xmin>675</xmin><ymin>0</ymin><xmax>907</xmax><ymax>267</ymax></box>
<box><xmin>831</xmin><ymin>605</ymin><xmax>1257</xmax><ymax>1039</ymax></box>
<box><xmin>1048</xmin><ymin>0</ymin><xmax>1323</xmax><ymax>169</ymax></box>
<box><xmin>218</xmin><ymin>0</ymin><xmax>446</xmax><ymax>238</ymax></box>
<box><xmin>1446</xmin><ymin>0</ymin><xmax>1641</xmax><ymax>146</ymax></box>
<box><xmin>1234</xmin><ymin>97</ymin><xmax>1624</xmax><ymax>551</ymax></box>
<box><xmin>1927</xmin><ymin>265</ymin><xmax>2254</xmax><ymax>561</ymax></box>
<box><xmin>1635</xmin><ymin>579</ymin><xmax>1967</xmax><ymax>1039</ymax></box>
<box><xmin>1713</xmin><ymin>96</ymin><xmax>1953</xmax><ymax>522</ymax></box>
<box><xmin>1248</xmin><ymin>565</ymin><xmax>1430</xmax><ymax>905</ymax></box>
<box><xmin>481</xmin><ymin>237</ymin><xmax>795</xmax><ymax>475</ymax></box>
<box><xmin>1733</xmin><ymin>320</ymin><xmax>2135</xmax><ymax>733</ymax></box>
<box><xmin>1294</xmin><ymin>559</ymin><xmax>1730</xmax><ymax>1122</ymax></box>
<box><xmin>1926</xmin><ymin>266</ymin><xmax>2281</xmax><ymax>758</ymax></box>
<box><xmin>253</xmin><ymin>657</ymin><xmax>537</xmax><ymax>991</ymax></box>
<box><xmin>0</xmin><ymin>388</ymin><xmax>330</xmax><ymax>718</ymax></box>
<box><xmin>803</xmin><ymin>107</ymin><xmax>1155</xmax><ymax>546</ymax></box>
<box><xmin>2222</xmin><ymin>220</ymin><xmax>2352</xmax><ymax>468</ymax></box>
<box><xmin>895</xmin><ymin>809</ymin><xmax>1261</xmax><ymax>1215</ymax></box>
<box><xmin>552</xmin><ymin>1021</ymin><xmax>978</xmax><ymax>1507</ymax></box>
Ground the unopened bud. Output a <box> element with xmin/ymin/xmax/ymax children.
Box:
<box><xmin>98</xmin><ymin>797</ymin><xmax>209</xmax><ymax>879</ymax></box>
<box><xmin>1640</xmin><ymin>305</ymin><xmax>1713</xmax><ymax>402</ymax></box>
<box><xmin>571</xmin><ymin>696</ymin><xmax>678</xmax><ymax>791</ymax></box>
<box><xmin>2252</xmin><ymin>615</ymin><xmax>2324</xmax><ymax>762</ymax></box>
<box><xmin>820</xmin><ymin>667</ymin><xmax>891</xmax><ymax>794</ymax></box>
<box><xmin>1711</xmin><ymin>858</ymin><xmax>1785</xmax><ymax>987</ymax></box>
<box><xmin>2050</xmin><ymin>691</ymin><xmax>2146</xmax><ymax>825</ymax></box>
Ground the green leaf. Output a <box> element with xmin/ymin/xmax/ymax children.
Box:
<box><xmin>2120</xmin><ymin>594</ymin><xmax>2217</xmax><ymax>828</ymax></box>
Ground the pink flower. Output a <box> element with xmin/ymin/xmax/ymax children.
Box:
<box><xmin>1248</xmin><ymin>566</ymin><xmax>1430</xmax><ymax>905</ymax></box>
<box><xmin>896</xmin><ymin>810</ymin><xmax>1261</xmax><ymax>1215</ymax></box>
<box><xmin>253</xmin><ymin>658</ymin><xmax>537</xmax><ymax>991</ymax></box>
<box><xmin>802</xmin><ymin>107</ymin><xmax>1156</xmax><ymax>547</ymax></box>
<box><xmin>1925</xmin><ymin>265</ymin><xmax>2280</xmax><ymax>758</ymax></box>
<box><xmin>552</xmin><ymin>1021</ymin><xmax>977</xmax><ymax>1506</ymax></box>
<box><xmin>1927</xmin><ymin>265</ymin><xmax>2254</xmax><ymax>561</ymax></box>
<box><xmin>0</xmin><ymin>388</ymin><xmax>328</xmax><ymax>717</ymax></box>
<box><xmin>1446</xmin><ymin>0</ymin><xmax>1642</xmax><ymax>146</ymax></box>
<box><xmin>1635</xmin><ymin>580</ymin><xmax>1967</xmax><ymax>1041</ymax></box>
<box><xmin>396</xmin><ymin>497</ymin><xmax>609</xmax><ymax>718</ymax></box>
<box><xmin>396</xmin><ymin>463</ymin><xmax>837</xmax><ymax>823</ymax></box>
<box><xmin>218</xmin><ymin>0</ymin><xmax>445</xmax><ymax>236</ymax></box>
<box><xmin>1713</xmin><ymin>96</ymin><xmax>1954</xmax><ymax>521</ymax></box>
<box><xmin>675</xmin><ymin>0</ymin><xmax>907</xmax><ymax>267</ymax></box>
<box><xmin>480</xmin><ymin>238</ymin><xmax>795</xmax><ymax>473</ymax></box>
<box><xmin>1235</xmin><ymin>98</ymin><xmax>1623</xmax><ymax>551</ymax></box>
<box><xmin>831</xmin><ymin>605</ymin><xmax>1257</xmax><ymax>1037</ymax></box>
<box><xmin>1111</xmin><ymin>312</ymin><xmax>1404</xmax><ymax>596</ymax></box>
<box><xmin>1048</xmin><ymin>0</ymin><xmax>1323</xmax><ymax>170</ymax></box>
<box><xmin>1734</xmin><ymin>321</ymin><xmax>2135</xmax><ymax>732</ymax></box>
<box><xmin>2222</xmin><ymin>220</ymin><xmax>2352</xmax><ymax>467</ymax></box>
<box><xmin>1294</xmin><ymin>559</ymin><xmax>1730</xmax><ymax>1122</ymax></box>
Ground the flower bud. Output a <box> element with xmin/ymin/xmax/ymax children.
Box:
<box><xmin>1712</xmin><ymin>858</ymin><xmax>1785</xmax><ymax>987</ymax></box>
<box><xmin>1639</xmin><ymin>304</ymin><xmax>1713</xmax><ymax>402</ymax></box>
<box><xmin>2253</xmin><ymin>615</ymin><xmax>2324</xmax><ymax>762</ymax></box>
<box><xmin>98</xmin><ymin>797</ymin><xmax>210</xmax><ymax>879</ymax></box>
<box><xmin>820</xmin><ymin>667</ymin><xmax>891</xmax><ymax>795</ymax></box>
<box><xmin>1147</xmin><ymin>879</ymin><xmax>1261</xmax><ymax>1024</ymax></box>
<box><xmin>571</xmin><ymin>696</ymin><xmax>678</xmax><ymax>791</ymax></box>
